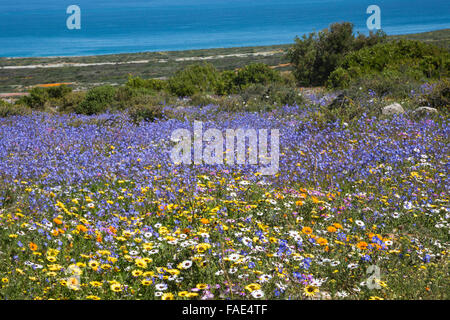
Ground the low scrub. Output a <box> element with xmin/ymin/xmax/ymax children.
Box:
<box><xmin>241</xmin><ymin>83</ymin><xmax>303</xmax><ymax>107</ymax></box>
<box><xmin>125</xmin><ymin>75</ymin><xmax>167</xmax><ymax>91</ymax></box>
<box><xmin>18</xmin><ymin>85</ymin><xmax>73</xmax><ymax>110</ymax></box>
<box><xmin>128</xmin><ymin>104</ymin><xmax>164</xmax><ymax>123</ymax></box>
<box><xmin>328</xmin><ymin>40</ymin><xmax>450</xmax><ymax>89</ymax></box>
<box><xmin>75</xmin><ymin>85</ymin><xmax>117</xmax><ymax>115</ymax></box>
<box><xmin>418</xmin><ymin>78</ymin><xmax>450</xmax><ymax>111</ymax></box>
<box><xmin>168</xmin><ymin>63</ymin><xmax>222</xmax><ymax>97</ymax></box>
<box><xmin>0</xmin><ymin>101</ymin><xmax>31</xmax><ymax>118</ymax></box>
<box><xmin>58</xmin><ymin>92</ymin><xmax>86</xmax><ymax>113</ymax></box>
<box><xmin>337</xmin><ymin>73</ymin><xmax>423</xmax><ymax>99</ymax></box>
<box><xmin>288</xmin><ymin>22</ymin><xmax>386</xmax><ymax>86</ymax></box>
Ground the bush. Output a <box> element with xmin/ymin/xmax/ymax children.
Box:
<box><xmin>189</xmin><ymin>93</ymin><xmax>217</xmax><ymax>107</ymax></box>
<box><xmin>214</xmin><ymin>96</ymin><xmax>245</xmax><ymax>113</ymax></box>
<box><xmin>18</xmin><ymin>87</ymin><xmax>48</xmax><ymax>109</ymax></box>
<box><xmin>340</xmin><ymin>72</ymin><xmax>423</xmax><ymax>99</ymax></box>
<box><xmin>288</xmin><ymin>22</ymin><xmax>386</xmax><ymax>86</ymax></box>
<box><xmin>18</xmin><ymin>85</ymin><xmax>73</xmax><ymax>109</ymax></box>
<box><xmin>116</xmin><ymin>86</ymin><xmax>155</xmax><ymax>109</ymax></box>
<box><xmin>264</xmin><ymin>84</ymin><xmax>303</xmax><ymax>106</ymax></box>
<box><xmin>58</xmin><ymin>92</ymin><xmax>86</xmax><ymax>113</ymax></box>
<box><xmin>326</xmin><ymin>67</ymin><xmax>352</xmax><ymax>89</ymax></box>
<box><xmin>280</xmin><ymin>71</ymin><xmax>297</xmax><ymax>87</ymax></box>
<box><xmin>75</xmin><ymin>85</ymin><xmax>116</xmax><ymax>115</ymax></box>
<box><xmin>329</xmin><ymin>40</ymin><xmax>450</xmax><ymax>88</ymax></box>
<box><xmin>168</xmin><ymin>63</ymin><xmax>223</xmax><ymax>97</ymax></box>
<box><xmin>46</xmin><ymin>85</ymin><xmax>72</xmax><ymax>99</ymax></box>
<box><xmin>241</xmin><ymin>83</ymin><xmax>303</xmax><ymax>107</ymax></box>
<box><xmin>126</xmin><ymin>75</ymin><xmax>167</xmax><ymax>91</ymax></box>
<box><xmin>0</xmin><ymin>101</ymin><xmax>31</xmax><ymax>118</ymax></box>
<box><xmin>128</xmin><ymin>105</ymin><xmax>164</xmax><ymax>123</ymax></box>
<box><xmin>419</xmin><ymin>78</ymin><xmax>450</xmax><ymax>111</ymax></box>
<box><xmin>129</xmin><ymin>93</ymin><xmax>173</xmax><ymax>107</ymax></box>
<box><xmin>233</xmin><ymin>63</ymin><xmax>282</xmax><ymax>90</ymax></box>
<box><xmin>305</xmin><ymin>103</ymin><xmax>372</xmax><ymax>128</ymax></box>
<box><xmin>217</xmin><ymin>70</ymin><xmax>238</xmax><ymax>95</ymax></box>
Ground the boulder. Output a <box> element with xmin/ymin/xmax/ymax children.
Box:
<box><xmin>414</xmin><ymin>106</ymin><xmax>438</xmax><ymax>116</ymax></box>
<box><xmin>328</xmin><ymin>93</ymin><xmax>350</xmax><ymax>109</ymax></box>
<box><xmin>382</xmin><ymin>103</ymin><xmax>404</xmax><ymax>115</ymax></box>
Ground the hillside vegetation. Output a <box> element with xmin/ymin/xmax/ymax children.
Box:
<box><xmin>0</xmin><ymin>28</ymin><xmax>448</xmax><ymax>93</ymax></box>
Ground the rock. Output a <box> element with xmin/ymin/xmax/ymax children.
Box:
<box><xmin>382</xmin><ymin>103</ymin><xmax>404</xmax><ymax>115</ymax></box>
<box><xmin>328</xmin><ymin>93</ymin><xmax>350</xmax><ymax>109</ymax></box>
<box><xmin>414</xmin><ymin>107</ymin><xmax>438</xmax><ymax>116</ymax></box>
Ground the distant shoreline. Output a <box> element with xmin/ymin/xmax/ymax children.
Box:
<box><xmin>1</xmin><ymin>44</ymin><xmax>291</xmax><ymax>61</ymax></box>
<box><xmin>1</xmin><ymin>28</ymin><xmax>448</xmax><ymax>61</ymax></box>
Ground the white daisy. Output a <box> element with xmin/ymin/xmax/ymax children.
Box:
<box><xmin>251</xmin><ymin>290</ymin><xmax>265</xmax><ymax>298</ymax></box>
<box><xmin>180</xmin><ymin>260</ymin><xmax>193</xmax><ymax>269</ymax></box>
<box><xmin>258</xmin><ymin>274</ymin><xmax>272</xmax><ymax>283</ymax></box>
<box><xmin>143</xmin><ymin>232</ymin><xmax>152</xmax><ymax>239</ymax></box>
<box><xmin>155</xmin><ymin>283</ymin><xmax>168</xmax><ymax>291</ymax></box>
<box><xmin>355</xmin><ymin>220</ymin><xmax>365</xmax><ymax>227</ymax></box>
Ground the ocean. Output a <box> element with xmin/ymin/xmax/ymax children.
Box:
<box><xmin>0</xmin><ymin>0</ymin><xmax>448</xmax><ymax>57</ymax></box>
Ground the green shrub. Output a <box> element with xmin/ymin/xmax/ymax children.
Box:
<box><xmin>214</xmin><ymin>96</ymin><xmax>245</xmax><ymax>113</ymax></box>
<box><xmin>241</xmin><ymin>83</ymin><xmax>303</xmax><ymax>107</ymax></box>
<box><xmin>0</xmin><ymin>102</ymin><xmax>31</xmax><ymax>118</ymax></box>
<box><xmin>326</xmin><ymin>67</ymin><xmax>352</xmax><ymax>89</ymax></box>
<box><xmin>419</xmin><ymin>78</ymin><xmax>450</xmax><ymax>111</ymax></box>
<box><xmin>264</xmin><ymin>84</ymin><xmax>303</xmax><ymax>106</ymax></box>
<box><xmin>329</xmin><ymin>40</ymin><xmax>450</xmax><ymax>88</ymax></box>
<box><xmin>217</xmin><ymin>70</ymin><xmax>239</xmax><ymax>95</ymax></box>
<box><xmin>18</xmin><ymin>85</ymin><xmax>73</xmax><ymax>109</ymax></box>
<box><xmin>76</xmin><ymin>85</ymin><xmax>116</xmax><ymax>115</ymax></box>
<box><xmin>115</xmin><ymin>86</ymin><xmax>155</xmax><ymax>109</ymax></box>
<box><xmin>58</xmin><ymin>91</ymin><xmax>86</xmax><ymax>113</ymax></box>
<box><xmin>288</xmin><ymin>22</ymin><xmax>386</xmax><ymax>86</ymax></box>
<box><xmin>280</xmin><ymin>72</ymin><xmax>297</xmax><ymax>87</ymax></box>
<box><xmin>18</xmin><ymin>87</ymin><xmax>49</xmax><ymax>109</ymax></box>
<box><xmin>128</xmin><ymin>104</ymin><xmax>164</xmax><ymax>123</ymax></box>
<box><xmin>46</xmin><ymin>85</ymin><xmax>72</xmax><ymax>99</ymax></box>
<box><xmin>353</xmin><ymin>30</ymin><xmax>388</xmax><ymax>51</ymax></box>
<box><xmin>128</xmin><ymin>93</ymin><xmax>173</xmax><ymax>107</ymax></box>
<box><xmin>304</xmin><ymin>100</ymin><xmax>381</xmax><ymax>129</ymax></box>
<box><xmin>233</xmin><ymin>63</ymin><xmax>282</xmax><ymax>90</ymax></box>
<box><xmin>168</xmin><ymin>63</ymin><xmax>222</xmax><ymax>97</ymax></box>
<box><xmin>189</xmin><ymin>93</ymin><xmax>217</xmax><ymax>107</ymax></box>
<box><xmin>126</xmin><ymin>75</ymin><xmax>167</xmax><ymax>91</ymax></box>
<box><xmin>341</xmin><ymin>72</ymin><xmax>423</xmax><ymax>99</ymax></box>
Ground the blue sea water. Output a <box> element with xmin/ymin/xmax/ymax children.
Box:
<box><xmin>0</xmin><ymin>0</ymin><xmax>448</xmax><ymax>57</ymax></box>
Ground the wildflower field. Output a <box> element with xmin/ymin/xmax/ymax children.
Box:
<box><xmin>0</xmin><ymin>97</ymin><xmax>448</xmax><ymax>300</ymax></box>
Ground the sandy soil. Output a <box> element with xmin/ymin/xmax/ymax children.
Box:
<box><xmin>0</xmin><ymin>50</ymin><xmax>282</xmax><ymax>70</ymax></box>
